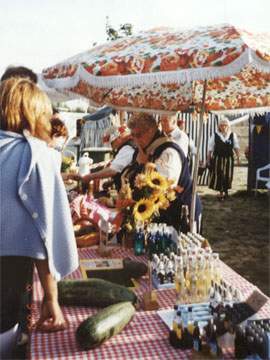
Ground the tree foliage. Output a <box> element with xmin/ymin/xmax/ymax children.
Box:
<box><xmin>105</xmin><ymin>16</ymin><xmax>133</xmax><ymax>41</ymax></box>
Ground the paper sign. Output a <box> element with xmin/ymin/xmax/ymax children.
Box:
<box><xmin>80</xmin><ymin>258</ymin><xmax>123</xmax><ymax>271</ymax></box>
<box><xmin>245</xmin><ymin>289</ymin><xmax>268</xmax><ymax>312</ymax></box>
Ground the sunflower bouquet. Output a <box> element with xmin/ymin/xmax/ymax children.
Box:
<box><xmin>116</xmin><ymin>163</ymin><xmax>177</xmax><ymax>231</ymax></box>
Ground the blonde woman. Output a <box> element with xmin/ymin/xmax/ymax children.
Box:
<box><xmin>0</xmin><ymin>78</ymin><xmax>78</xmax><ymax>358</ymax></box>
<box><xmin>207</xmin><ymin>118</ymin><xmax>241</xmax><ymax>200</ymax></box>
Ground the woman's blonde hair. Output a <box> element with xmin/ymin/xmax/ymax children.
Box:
<box><xmin>127</xmin><ymin>112</ymin><xmax>157</xmax><ymax>131</ymax></box>
<box><xmin>0</xmin><ymin>77</ymin><xmax>52</xmax><ymax>142</ymax></box>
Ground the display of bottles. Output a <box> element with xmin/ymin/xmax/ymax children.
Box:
<box><xmin>149</xmin><ymin>230</ymin><xmax>245</xmax><ymax>306</ymax></box>
<box><xmin>234</xmin><ymin>319</ymin><xmax>270</xmax><ymax>359</ymax></box>
<box><xmin>145</xmin><ymin>223</ymin><xmax>176</xmax><ymax>257</ymax></box>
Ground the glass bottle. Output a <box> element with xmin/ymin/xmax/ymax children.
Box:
<box><xmin>234</xmin><ymin>324</ymin><xmax>248</xmax><ymax>359</ymax></box>
<box><xmin>88</xmin><ymin>180</ymin><xmax>94</xmax><ymax>199</ymax></box>
<box><xmin>204</xmin><ymin>254</ymin><xmax>211</xmax><ymax>297</ymax></box>
<box><xmin>196</xmin><ymin>255</ymin><xmax>206</xmax><ymax>302</ymax></box>
<box><xmin>180</xmin><ymin>205</ymin><xmax>190</xmax><ymax>234</ymax></box>
<box><xmin>187</xmin><ymin>306</ymin><xmax>195</xmax><ymax>337</ymax></box>
<box><xmin>175</xmin><ymin>259</ymin><xmax>186</xmax><ymax>304</ymax></box>
<box><xmin>247</xmin><ymin>335</ymin><xmax>255</xmax><ymax>356</ymax></box>
<box><xmin>193</xmin><ymin>321</ymin><xmax>202</xmax><ymax>352</ymax></box>
<box><xmin>212</xmin><ymin>253</ymin><xmax>221</xmax><ymax>285</ymax></box>
<box><xmin>208</xmin><ymin>324</ymin><xmax>222</xmax><ymax>357</ymax></box>
<box><xmin>169</xmin><ymin>308</ymin><xmax>181</xmax><ymax>348</ymax></box>
<box><xmin>134</xmin><ymin>226</ymin><xmax>144</xmax><ymax>256</ymax></box>
<box><xmin>185</xmin><ymin>256</ymin><xmax>194</xmax><ymax>300</ymax></box>
<box><xmin>175</xmin><ymin>310</ymin><xmax>183</xmax><ymax>347</ymax></box>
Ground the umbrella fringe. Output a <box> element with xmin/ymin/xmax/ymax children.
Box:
<box><xmin>42</xmin><ymin>49</ymin><xmax>269</xmax><ymax>90</ymax></box>
<box><xmin>250</xmin><ymin>49</ymin><xmax>270</xmax><ymax>73</ymax></box>
<box><xmin>212</xmin><ymin>106</ymin><xmax>270</xmax><ymax>116</ymax></box>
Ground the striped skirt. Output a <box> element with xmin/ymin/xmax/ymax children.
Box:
<box><xmin>209</xmin><ymin>155</ymin><xmax>234</xmax><ymax>192</ymax></box>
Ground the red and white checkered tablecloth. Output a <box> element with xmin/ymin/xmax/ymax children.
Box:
<box><xmin>29</xmin><ymin>247</ymin><xmax>270</xmax><ymax>360</ymax></box>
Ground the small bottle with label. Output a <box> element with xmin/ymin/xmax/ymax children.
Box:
<box><xmin>169</xmin><ymin>310</ymin><xmax>183</xmax><ymax>348</ymax></box>
<box><xmin>193</xmin><ymin>321</ymin><xmax>202</xmax><ymax>352</ymax></box>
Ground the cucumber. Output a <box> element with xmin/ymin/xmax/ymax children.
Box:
<box><xmin>58</xmin><ymin>278</ymin><xmax>137</xmax><ymax>307</ymax></box>
<box><xmin>76</xmin><ymin>301</ymin><xmax>135</xmax><ymax>349</ymax></box>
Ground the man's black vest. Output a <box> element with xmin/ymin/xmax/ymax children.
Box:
<box><xmin>150</xmin><ymin>140</ymin><xmax>201</xmax><ymax>227</ymax></box>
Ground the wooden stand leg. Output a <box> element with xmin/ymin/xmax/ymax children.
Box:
<box><xmin>142</xmin><ymin>261</ymin><xmax>159</xmax><ymax>310</ymax></box>
<box><xmin>98</xmin><ymin>242</ymin><xmax>112</xmax><ymax>257</ymax></box>
<box><xmin>142</xmin><ymin>290</ymin><xmax>159</xmax><ymax>310</ymax></box>
<box><xmin>98</xmin><ymin>227</ymin><xmax>112</xmax><ymax>257</ymax></box>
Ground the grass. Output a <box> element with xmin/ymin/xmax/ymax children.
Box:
<box><xmin>201</xmin><ymin>190</ymin><xmax>270</xmax><ymax>296</ymax></box>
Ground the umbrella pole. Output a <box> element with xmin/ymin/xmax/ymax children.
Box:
<box><xmin>190</xmin><ymin>80</ymin><xmax>207</xmax><ymax>232</ymax></box>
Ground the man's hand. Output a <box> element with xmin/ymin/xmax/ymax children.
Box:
<box><xmin>62</xmin><ymin>173</ymin><xmax>81</xmax><ymax>182</ymax></box>
<box><xmin>136</xmin><ymin>146</ymin><xmax>148</xmax><ymax>164</ymax></box>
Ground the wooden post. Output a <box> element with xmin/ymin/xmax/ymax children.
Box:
<box><xmin>119</xmin><ymin>111</ymin><xmax>125</xmax><ymax>126</ymax></box>
<box><xmin>190</xmin><ymin>80</ymin><xmax>207</xmax><ymax>232</ymax></box>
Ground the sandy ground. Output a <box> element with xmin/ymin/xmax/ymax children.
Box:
<box><xmin>197</xmin><ymin>165</ymin><xmax>270</xmax><ymax>296</ymax></box>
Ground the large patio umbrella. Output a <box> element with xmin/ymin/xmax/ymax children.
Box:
<box><xmin>37</xmin><ymin>75</ymin><xmax>85</xmax><ymax>104</ymax></box>
<box><xmin>42</xmin><ymin>24</ymin><xmax>270</xmax><ymax>230</ymax></box>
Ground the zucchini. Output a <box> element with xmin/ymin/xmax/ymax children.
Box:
<box><xmin>58</xmin><ymin>278</ymin><xmax>137</xmax><ymax>307</ymax></box>
<box><xmin>76</xmin><ymin>301</ymin><xmax>135</xmax><ymax>349</ymax></box>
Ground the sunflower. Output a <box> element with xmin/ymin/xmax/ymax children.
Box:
<box><xmin>150</xmin><ymin>193</ymin><xmax>170</xmax><ymax>210</ymax></box>
<box><xmin>134</xmin><ymin>173</ymin><xmax>147</xmax><ymax>189</ymax></box>
<box><xmin>166</xmin><ymin>188</ymin><xmax>177</xmax><ymax>202</ymax></box>
<box><xmin>146</xmin><ymin>171</ymin><xmax>168</xmax><ymax>191</ymax></box>
<box><xmin>133</xmin><ymin>198</ymin><xmax>155</xmax><ymax>223</ymax></box>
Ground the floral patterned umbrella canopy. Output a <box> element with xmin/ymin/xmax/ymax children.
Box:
<box><xmin>42</xmin><ymin>23</ymin><xmax>270</xmax><ymax>230</ymax></box>
<box><xmin>42</xmin><ymin>24</ymin><xmax>270</xmax><ymax>114</ymax></box>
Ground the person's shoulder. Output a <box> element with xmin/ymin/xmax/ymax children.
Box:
<box><xmin>179</xmin><ymin>129</ymin><xmax>189</xmax><ymax>140</ymax></box>
<box><xmin>122</xmin><ymin>143</ymin><xmax>136</xmax><ymax>152</ymax></box>
<box><xmin>160</xmin><ymin>143</ymin><xmax>182</xmax><ymax>157</ymax></box>
<box><xmin>173</xmin><ymin>127</ymin><xmax>188</xmax><ymax>139</ymax></box>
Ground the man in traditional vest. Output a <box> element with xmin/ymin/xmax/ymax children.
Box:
<box><xmin>121</xmin><ymin>112</ymin><xmax>202</xmax><ymax>233</ymax></box>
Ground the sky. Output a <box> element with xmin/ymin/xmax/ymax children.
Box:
<box><xmin>0</xmin><ymin>0</ymin><xmax>269</xmax><ymax>77</ymax></box>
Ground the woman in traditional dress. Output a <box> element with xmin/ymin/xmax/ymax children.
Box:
<box><xmin>207</xmin><ymin>118</ymin><xmax>241</xmax><ymax>200</ymax></box>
